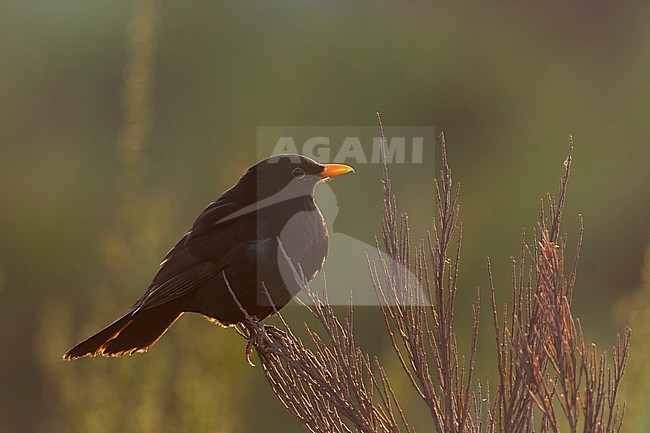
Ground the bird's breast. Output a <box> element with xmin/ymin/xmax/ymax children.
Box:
<box><xmin>276</xmin><ymin>205</ymin><xmax>328</xmax><ymax>280</ymax></box>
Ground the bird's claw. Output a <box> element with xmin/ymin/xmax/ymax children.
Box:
<box><xmin>245</xmin><ymin>336</ymin><xmax>255</xmax><ymax>366</ymax></box>
<box><xmin>241</xmin><ymin>319</ymin><xmax>287</xmax><ymax>366</ymax></box>
<box><xmin>263</xmin><ymin>324</ymin><xmax>287</xmax><ymax>340</ymax></box>
<box><xmin>242</xmin><ymin>317</ymin><xmax>261</xmax><ymax>366</ymax></box>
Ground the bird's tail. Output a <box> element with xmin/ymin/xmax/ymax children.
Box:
<box><xmin>63</xmin><ymin>306</ymin><xmax>182</xmax><ymax>360</ymax></box>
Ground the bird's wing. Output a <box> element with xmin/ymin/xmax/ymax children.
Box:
<box><xmin>185</xmin><ymin>198</ymin><xmax>242</xmax><ymax>240</ymax></box>
<box><xmin>130</xmin><ymin>198</ymin><xmax>256</xmax><ymax>312</ymax></box>
<box><xmin>131</xmin><ymin>241</ymin><xmax>254</xmax><ymax>312</ymax></box>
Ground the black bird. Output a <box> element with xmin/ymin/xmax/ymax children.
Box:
<box><xmin>64</xmin><ymin>154</ymin><xmax>353</xmax><ymax>359</ymax></box>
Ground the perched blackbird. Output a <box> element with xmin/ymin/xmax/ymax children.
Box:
<box><xmin>64</xmin><ymin>154</ymin><xmax>353</xmax><ymax>359</ymax></box>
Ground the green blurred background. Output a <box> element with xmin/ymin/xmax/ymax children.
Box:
<box><xmin>1</xmin><ymin>1</ymin><xmax>648</xmax><ymax>432</ymax></box>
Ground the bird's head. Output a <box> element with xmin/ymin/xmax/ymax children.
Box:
<box><xmin>234</xmin><ymin>154</ymin><xmax>354</xmax><ymax>203</ymax></box>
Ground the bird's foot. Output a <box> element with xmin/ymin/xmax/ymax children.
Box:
<box><xmin>242</xmin><ymin>317</ymin><xmax>262</xmax><ymax>366</ymax></box>
<box><xmin>245</xmin><ymin>335</ymin><xmax>256</xmax><ymax>366</ymax></box>
<box><xmin>240</xmin><ymin>319</ymin><xmax>289</xmax><ymax>366</ymax></box>
<box><xmin>262</xmin><ymin>324</ymin><xmax>287</xmax><ymax>340</ymax></box>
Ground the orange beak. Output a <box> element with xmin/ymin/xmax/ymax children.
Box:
<box><xmin>320</xmin><ymin>163</ymin><xmax>354</xmax><ymax>178</ymax></box>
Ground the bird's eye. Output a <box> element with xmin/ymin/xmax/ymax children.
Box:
<box><xmin>292</xmin><ymin>167</ymin><xmax>306</xmax><ymax>179</ymax></box>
